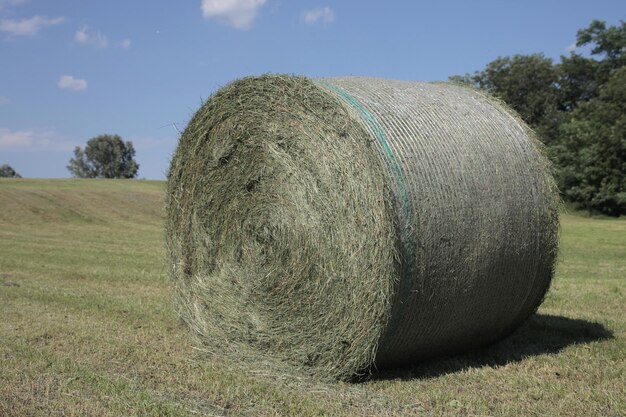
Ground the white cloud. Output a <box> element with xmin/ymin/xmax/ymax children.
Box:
<box><xmin>74</xmin><ymin>25</ymin><xmax>108</xmax><ymax>48</ymax></box>
<box><xmin>566</xmin><ymin>42</ymin><xmax>577</xmax><ymax>53</ymax></box>
<box><xmin>74</xmin><ymin>26</ymin><xmax>130</xmax><ymax>49</ymax></box>
<box><xmin>303</xmin><ymin>6</ymin><xmax>335</xmax><ymax>25</ymax></box>
<box><xmin>0</xmin><ymin>15</ymin><xmax>65</xmax><ymax>36</ymax></box>
<box><xmin>0</xmin><ymin>0</ymin><xmax>27</xmax><ymax>11</ymax></box>
<box><xmin>57</xmin><ymin>75</ymin><xmax>87</xmax><ymax>92</ymax></box>
<box><xmin>0</xmin><ymin>128</ymin><xmax>76</xmax><ymax>151</ymax></box>
<box><xmin>201</xmin><ymin>0</ymin><xmax>266</xmax><ymax>30</ymax></box>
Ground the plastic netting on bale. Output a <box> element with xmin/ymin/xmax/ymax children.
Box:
<box><xmin>165</xmin><ymin>74</ymin><xmax>559</xmax><ymax>381</ymax></box>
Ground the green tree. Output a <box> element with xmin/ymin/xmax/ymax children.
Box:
<box><xmin>552</xmin><ymin>67</ymin><xmax>626</xmax><ymax>215</ymax></box>
<box><xmin>68</xmin><ymin>134</ymin><xmax>139</xmax><ymax>179</ymax></box>
<box><xmin>556</xmin><ymin>53</ymin><xmax>600</xmax><ymax>112</ymax></box>
<box><xmin>576</xmin><ymin>20</ymin><xmax>626</xmax><ymax>70</ymax></box>
<box><xmin>0</xmin><ymin>164</ymin><xmax>21</xmax><ymax>178</ymax></box>
<box><xmin>551</xmin><ymin>20</ymin><xmax>626</xmax><ymax>215</ymax></box>
<box><xmin>557</xmin><ymin>20</ymin><xmax>625</xmax><ymax>112</ymax></box>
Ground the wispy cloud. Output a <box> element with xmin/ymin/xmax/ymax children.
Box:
<box><xmin>0</xmin><ymin>0</ymin><xmax>27</xmax><ymax>11</ymax></box>
<box><xmin>0</xmin><ymin>15</ymin><xmax>65</xmax><ymax>37</ymax></box>
<box><xmin>303</xmin><ymin>6</ymin><xmax>335</xmax><ymax>25</ymax></box>
<box><xmin>74</xmin><ymin>25</ymin><xmax>130</xmax><ymax>49</ymax></box>
<box><xmin>57</xmin><ymin>75</ymin><xmax>87</xmax><ymax>92</ymax></box>
<box><xmin>0</xmin><ymin>128</ymin><xmax>77</xmax><ymax>151</ymax></box>
<box><xmin>201</xmin><ymin>0</ymin><xmax>266</xmax><ymax>30</ymax></box>
<box><xmin>74</xmin><ymin>25</ymin><xmax>108</xmax><ymax>48</ymax></box>
<box><xmin>566</xmin><ymin>42</ymin><xmax>577</xmax><ymax>53</ymax></box>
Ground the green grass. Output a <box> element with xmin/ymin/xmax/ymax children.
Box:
<box><xmin>1</xmin><ymin>178</ymin><xmax>624</xmax><ymax>416</ymax></box>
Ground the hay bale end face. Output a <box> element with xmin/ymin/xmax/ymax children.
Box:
<box><xmin>165</xmin><ymin>74</ymin><xmax>559</xmax><ymax>380</ymax></box>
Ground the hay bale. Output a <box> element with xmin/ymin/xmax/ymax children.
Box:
<box><xmin>165</xmin><ymin>74</ymin><xmax>559</xmax><ymax>380</ymax></box>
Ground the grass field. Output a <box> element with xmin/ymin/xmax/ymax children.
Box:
<box><xmin>1</xmin><ymin>179</ymin><xmax>624</xmax><ymax>416</ymax></box>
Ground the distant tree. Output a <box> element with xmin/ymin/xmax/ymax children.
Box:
<box><xmin>67</xmin><ymin>134</ymin><xmax>139</xmax><ymax>179</ymax></box>
<box><xmin>551</xmin><ymin>20</ymin><xmax>626</xmax><ymax>215</ymax></box>
<box><xmin>0</xmin><ymin>164</ymin><xmax>21</xmax><ymax>178</ymax></box>
<box><xmin>447</xmin><ymin>74</ymin><xmax>472</xmax><ymax>85</ymax></box>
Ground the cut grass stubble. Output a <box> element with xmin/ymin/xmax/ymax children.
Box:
<box><xmin>0</xmin><ymin>179</ymin><xmax>624</xmax><ymax>416</ymax></box>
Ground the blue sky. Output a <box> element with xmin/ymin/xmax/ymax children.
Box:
<box><xmin>1</xmin><ymin>0</ymin><xmax>623</xmax><ymax>179</ymax></box>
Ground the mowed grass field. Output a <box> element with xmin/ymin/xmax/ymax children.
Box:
<box><xmin>1</xmin><ymin>179</ymin><xmax>624</xmax><ymax>416</ymax></box>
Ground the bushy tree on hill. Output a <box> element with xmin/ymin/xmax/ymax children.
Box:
<box><xmin>450</xmin><ymin>20</ymin><xmax>625</xmax><ymax>215</ymax></box>
<box><xmin>0</xmin><ymin>164</ymin><xmax>21</xmax><ymax>178</ymax></box>
<box><xmin>68</xmin><ymin>134</ymin><xmax>139</xmax><ymax>179</ymax></box>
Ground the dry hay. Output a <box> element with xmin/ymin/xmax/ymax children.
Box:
<box><xmin>165</xmin><ymin>74</ymin><xmax>559</xmax><ymax>380</ymax></box>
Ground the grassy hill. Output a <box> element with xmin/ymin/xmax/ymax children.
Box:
<box><xmin>1</xmin><ymin>179</ymin><xmax>624</xmax><ymax>416</ymax></box>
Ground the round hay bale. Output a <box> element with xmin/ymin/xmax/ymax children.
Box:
<box><xmin>165</xmin><ymin>74</ymin><xmax>559</xmax><ymax>380</ymax></box>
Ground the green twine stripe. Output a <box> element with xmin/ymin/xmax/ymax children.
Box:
<box><xmin>316</xmin><ymin>81</ymin><xmax>413</xmax><ymax>227</ymax></box>
<box><xmin>316</xmin><ymin>80</ymin><xmax>417</xmax><ymax>348</ymax></box>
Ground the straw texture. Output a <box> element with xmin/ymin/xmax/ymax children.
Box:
<box><xmin>165</xmin><ymin>74</ymin><xmax>559</xmax><ymax>380</ymax></box>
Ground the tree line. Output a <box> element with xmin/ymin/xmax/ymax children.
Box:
<box><xmin>66</xmin><ymin>134</ymin><xmax>139</xmax><ymax>179</ymax></box>
<box><xmin>450</xmin><ymin>20</ymin><xmax>625</xmax><ymax>216</ymax></box>
<box><xmin>2</xmin><ymin>134</ymin><xmax>138</xmax><ymax>180</ymax></box>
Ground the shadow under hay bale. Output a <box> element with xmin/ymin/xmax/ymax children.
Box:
<box><xmin>368</xmin><ymin>314</ymin><xmax>614</xmax><ymax>381</ymax></box>
<box><xmin>165</xmin><ymin>74</ymin><xmax>560</xmax><ymax>381</ymax></box>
